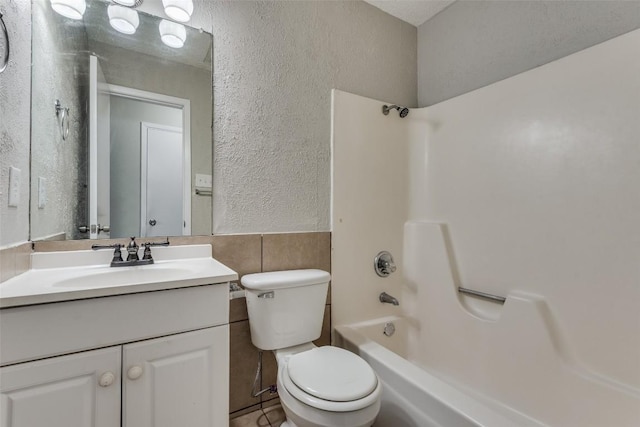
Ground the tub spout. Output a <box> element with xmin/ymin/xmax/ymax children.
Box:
<box><xmin>379</xmin><ymin>292</ymin><xmax>399</xmax><ymax>306</ymax></box>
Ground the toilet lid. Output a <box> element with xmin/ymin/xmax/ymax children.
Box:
<box><xmin>286</xmin><ymin>346</ymin><xmax>378</xmax><ymax>402</ymax></box>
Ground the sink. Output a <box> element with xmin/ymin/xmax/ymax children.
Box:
<box><xmin>0</xmin><ymin>244</ymin><xmax>238</xmax><ymax>308</ymax></box>
<box><xmin>52</xmin><ymin>265</ymin><xmax>192</xmax><ymax>288</ymax></box>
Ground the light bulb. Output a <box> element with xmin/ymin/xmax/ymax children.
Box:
<box><xmin>159</xmin><ymin>19</ymin><xmax>187</xmax><ymax>49</ymax></box>
<box><xmin>162</xmin><ymin>0</ymin><xmax>194</xmax><ymax>23</ymax></box>
<box><xmin>112</xmin><ymin>0</ymin><xmax>137</xmax><ymax>6</ymax></box>
<box><xmin>50</xmin><ymin>0</ymin><xmax>86</xmax><ymax>20</ymax></box>
<box><xmin>108</xmin><ymin>5</ymin><xmax>140</xmax><ymax>35</ymax></box>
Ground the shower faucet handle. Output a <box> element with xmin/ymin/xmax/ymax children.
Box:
<box><xmin>374</xmin><ymin>251</ymin><xmax>396</xmax><ymax>277</ymax></box>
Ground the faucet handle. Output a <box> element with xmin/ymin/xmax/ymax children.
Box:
<box><xmin>91</xmin><ymin>243</ymin><xmax>123</xmax><ymax>264</ymax></box>
<box><xmin>112</xmin><ymin>245</ymin><xmax>123</xmax><ymax>263</ymax></box>
<box><xmin>143</xmin><ymin>238</ymin><xmax>170</xmax><ymax>247</ymax></box>
<box><xmin>141</xmin><ymin>239</ymin><xmax>169</xmax><ymax>261</ymax></box>
<box><xmin>91</xmin><ymin>243</ymin><xmax>122</xmax><ymax>250</ymax></box>
<box><xmin>382</xmin><ymin>260</ymin><xmax>396</xmax><ymax>274</ymax></box>
<box><xmin>142</xmin><ymin>243</ymin><xmax>153</xmax><ymax>261</ymax></box>
<box><xmin>374</xmin><ymin>251</ymin><xmax>396</xmax><ymax>277</ymax></box>
<box><xmin>127</xmin><ymin>237</ymin><xmax>139</xmax><ymax>261</ymax></box>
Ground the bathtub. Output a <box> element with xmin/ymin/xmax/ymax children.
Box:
<box><xmin>335</xmin><ymin>317</ymin><xmax>545</xmax><ymax>427</ymax></box>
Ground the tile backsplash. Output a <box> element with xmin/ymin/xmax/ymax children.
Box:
<box><xmin>1</xmin><ymin>232</ymin><xmax>331</xmax><ymax>418</ymax></box>
<box><xmin>0</xmin><ymin>242</ymin><xmax>32</xmax><ymax>283</ymax></box>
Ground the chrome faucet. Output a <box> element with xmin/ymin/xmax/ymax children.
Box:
<box><xmin>379</xmin><ymin>292</ymin><xmax>399</xmax><ymax>306</ymax></box>
<box><xmin>92</xmin><ymin>237</ymin><xmax>169</xmax><ymax>267</ymax></box>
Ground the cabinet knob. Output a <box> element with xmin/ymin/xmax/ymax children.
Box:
<box><xmin>127</xmin><ymin>365</ymin><xmax>143</xmax><ymax>381</ymax></box>
<box><xmin>99</xmin><ymin>371</ymin><xmax>116</xmax><ymax>387</ymax></box>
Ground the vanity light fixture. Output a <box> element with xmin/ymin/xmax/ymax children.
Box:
<box><xmin>50</xmin><ymin>0</ymin><xmax>86</xmax><ymax>20</ymax></box>
<box><xmin>108</xmin><ymin>4</ymin><xmax>140</xmax><ymax>35</ymax></box>
<box><xmin>112</xmin><ymin>0</ymin><xmax>144</xmax><ymax>7</ymax></box>
<box><xmin>162</xmin><ymin>0</ymin><xmax>194</xmax><ymax>23</ymax></box>
<box><xmin>159</xmin><ymin>19</ymin><xmax>186</xmax><ymax>49</ymax></box>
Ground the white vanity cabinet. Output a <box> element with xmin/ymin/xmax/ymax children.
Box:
<box><xmin>123</xmin><ymin>327</ymin><xmax>229</xmax><ymax>427</ymax></box>
<box><xmin>0</xmin><ymin>347</ymin><xmax>121</xmax><ymax>427</ymax></box>
<box><xmin>0</xmin><ymin>283</ymin><xmax>231</xmax><ymax>427</ymax></box>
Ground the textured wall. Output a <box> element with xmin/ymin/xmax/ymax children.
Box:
<box><xmin>209</xmin><ymin>1</ymin><xmax>417</xmax><ymax>233</ymax></box>
<box><xmin>0</xmin><ymin>0</ymin><xmax>31</xmax><ymax>247</ymax></box>
<box><xmin>417</xmin><ymin>1</ymin><xmax>640</xmax><ymax>106</ymax></box>
<box><xmin>30</xmin><ymin>0</ymin><xmax>89</xmax><ymax>241</ymax></box>
<box><xmin>136</xmin><ymin>0</ymin><xmax>417</xmax><ymax>234</ymax></box>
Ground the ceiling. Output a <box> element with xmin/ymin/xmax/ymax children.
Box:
<box><xmin>363</xmin><ymin>0</ymin><xmax>456</xmax><ymax>27</ymax></box>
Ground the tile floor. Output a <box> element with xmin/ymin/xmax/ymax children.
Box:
<box><xmin>230</xmin><ymin>405</ymin><xmax>286</xmax><ymax>427</ymax></box>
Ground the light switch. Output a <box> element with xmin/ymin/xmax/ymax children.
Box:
<box><xmin>38</xmin><ymin>177</ymin><xmax>47</xmax><ymax>209</ymax></box>
<box><xmin>195</xmin><ymin>173</ymin><xmax>212</xmax><ymax>188</ymax></box>
<box><xmin>8</xmin><ymin>167</ymin><xmax>21</xmax><ymax>207</ymax></box>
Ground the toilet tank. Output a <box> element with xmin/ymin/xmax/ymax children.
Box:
<box><xmin>241</xmin><ymin>269</ymin><xmax>330</xmax><ymax>351</ymax></box>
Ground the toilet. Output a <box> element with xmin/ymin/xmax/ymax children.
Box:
<box><xmin>241</xmin><ymin>269</ymin><xmax>382</xmax><ymax>427</ymax></box>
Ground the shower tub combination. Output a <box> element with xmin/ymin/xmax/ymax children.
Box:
<box><xmin>334</xmin><ymin>223</ymin><xmax>640</xmax><ymax>427</ymax></box>
<box><xmin>335</xmin><ymin>317</ymin><xmax>537</xmax><ymax>427</ymax></box>
<box><xmin>331</xmin><ymin>29</ymin><xmax>640</xmax><ymax>427</ymax></box>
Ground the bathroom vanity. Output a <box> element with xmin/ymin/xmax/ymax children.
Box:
<box><xmin>0</xmin><ymin>245</ymin><xmax>236</xmax><ymax>427</ymax></box>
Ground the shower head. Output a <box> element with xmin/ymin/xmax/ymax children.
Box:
<box><xmin>382</xmin><ymin>104</ymin><xmax>410</xmax><ymax>118</ymax></box>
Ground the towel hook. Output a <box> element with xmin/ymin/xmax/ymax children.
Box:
<box><xmin>0</xmin><ymin>12</ymin><xmax>9</xmax><ymax>73</ymax></box>
<box><xmin>55</xmin><ymin>99</ymin><xmax>70</xmax><ymax>141</ymax></box>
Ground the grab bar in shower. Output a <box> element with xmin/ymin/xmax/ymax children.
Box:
<box><xmin>458</xmin><ymin>287</ymin><xmax>506</xmax><ymax>304</ymax></box>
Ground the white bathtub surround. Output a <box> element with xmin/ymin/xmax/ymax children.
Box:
<box><xmin>331</xmin><ymin>89</ymin><xmax>411</xmax><ymax>327</ymax></box>
<box><xmin>332</xmin><ymin>29</ymin><xmax>640</xmax><ymax>426</ymax></box>
<box><xmin>335</xmin><ymin>319</ymin><xmax>543</xmax><ymax>427</ymax></box>
<box><xmin>404</xmin><ymin>222</ymin><xmax>639</xmax><ymax>426</ymax></box>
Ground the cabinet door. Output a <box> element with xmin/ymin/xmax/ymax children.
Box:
<box><xmin>0</xmin><ymin>347</ymin><xmax>121</xmax><ymax>427</ymax></box>
<box><xmin>123</xmin><ymin>326</ymin><xmax>229</xmax><ymax>427</ymax></box>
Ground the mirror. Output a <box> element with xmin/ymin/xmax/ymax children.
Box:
<box><xmin>29</xmin><ymin>0</ymin><xmax>213</xmax><ymax>240</ymax></box>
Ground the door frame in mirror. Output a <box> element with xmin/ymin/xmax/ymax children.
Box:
<box><xmin>90</xmin><ymin>81</ymin><xmax>192</xmax><ymax>239</ymax></box>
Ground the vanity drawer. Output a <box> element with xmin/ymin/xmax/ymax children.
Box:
<box><xmin>0</xmin><ymin>283</ymin><xmax>229</xmax><ymax>366</ymax></box>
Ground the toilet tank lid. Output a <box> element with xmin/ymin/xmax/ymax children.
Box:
<box><xmin>241</xmin><ymin>269</ymin><xmax>330</xmax><ymax>290</ymax></box>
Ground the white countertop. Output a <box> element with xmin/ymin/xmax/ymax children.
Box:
<box><xmin>0</xmin><ymin>244</ymin><xmax>238</xmax><ymax>308</ymax></box>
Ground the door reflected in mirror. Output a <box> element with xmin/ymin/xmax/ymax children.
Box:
<box><xmin>90</xmin><ymin>55</ymin><xmax>191</xmax><ymax>239</ymax></box>
<box><xmin>30</xmin><ymin>0</ymin><xmax>213</xmax><ymax>241</ymax></box>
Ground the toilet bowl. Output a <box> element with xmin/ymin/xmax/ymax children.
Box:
<box><xmin>241</xmin><ymin>270</ymin><xmax>382</xmax><ymax>427</ymax></box>
<box><xmin>275</xmin><ymin>343</ymin><xmax>382</xmax><ymax>427</ymax></box>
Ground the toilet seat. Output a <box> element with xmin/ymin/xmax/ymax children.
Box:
<box><xmin>281</xmin><ymin>347</ymin><xmax>382</xmax><ymax>412</ymax></box>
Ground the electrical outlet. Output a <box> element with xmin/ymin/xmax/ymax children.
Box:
<box><xmin>195</xmin><ymin>173</ymin><xmax>212</xmax><ymax>188</ymax></box>
<box><xmin>8</xmin><ymin>167</ymin><xmax>21</xmax><ymax>207</ymax></box>
<box><xmin>38</xmin><ymin>177</ymin><xmax>47</xmax><ymax>209</ymax></box>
